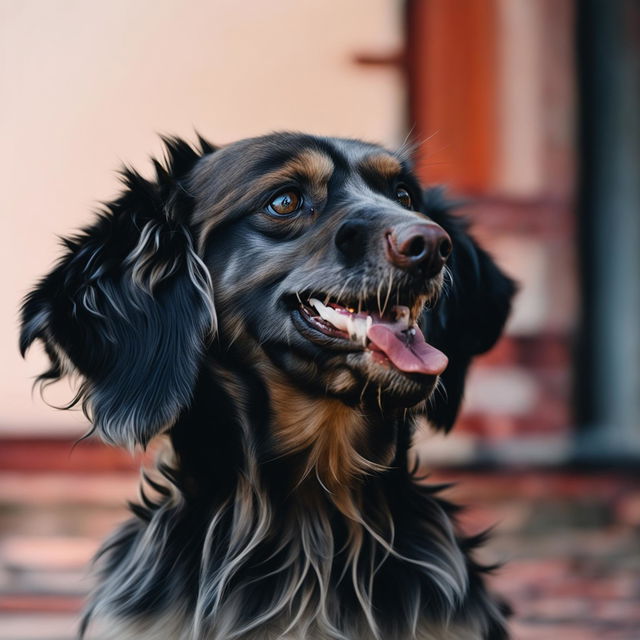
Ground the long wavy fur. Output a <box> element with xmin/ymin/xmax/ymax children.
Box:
<box><xmin>20</xmin><ymin>133</ymin><xmax>515</xmax><ymax>639</ymax></box>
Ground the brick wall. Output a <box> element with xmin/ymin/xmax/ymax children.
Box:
<box><xmin>408</xmin><ymin>0</ymin><xmax>578</xmax><ymax>465</ymax></box>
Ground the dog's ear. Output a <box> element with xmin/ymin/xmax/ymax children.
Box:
<box><xmin>420</xmin><ymin>188</ymin><xmax>517</xmax><ymax>431</ymax></box>
<box><xmin>20</xmin><ymin>137</ymin><xmax>217</xmax><ymax>448</ymax></box>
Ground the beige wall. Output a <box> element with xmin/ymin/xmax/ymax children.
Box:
<box><xmin>0</xmin><ymin>0</ymin><xmax>405</xmax><ymax>433</ymax></box>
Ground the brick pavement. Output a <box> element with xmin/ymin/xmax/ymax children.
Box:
<box><xmin>0</xmin><ymin>468</ymin><xmax>638</xmax><ymax>639</ymax></box>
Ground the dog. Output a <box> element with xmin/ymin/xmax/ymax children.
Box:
<box><xmin>20</xmin><ymin>133</ymin><xmax>515</xmax><ymax>639</ymax></box>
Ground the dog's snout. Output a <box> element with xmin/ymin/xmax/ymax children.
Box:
<box><xmin>385</xmin><ymin>223</ymin><xmax>452</xmax><ymax>276</ymax></box>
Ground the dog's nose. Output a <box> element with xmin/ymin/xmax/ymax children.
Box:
<box><xmin>385</xmin><ymin>223</ymin><xmax>452</xmax><ymax>276</ymax></box>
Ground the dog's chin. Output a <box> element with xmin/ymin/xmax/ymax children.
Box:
<box><xmin>347</xmin><ymin>350</ymin><xmax>438</xmax><ymax>408</ymax></box>
<box><xmin>289</xmin><ymin>308</ymin><xmax>438</xmax><ymax>408</ymax></box>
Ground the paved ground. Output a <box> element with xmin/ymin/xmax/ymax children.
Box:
<box><xmin>436</xmin><ymin>470</ymin><xmax>640</xmax><ymax>640</ymax></box>
<box><xmin>0</xmin><ymin>467</ymin><xmax>638</xmax><ymax>639</ymax></box>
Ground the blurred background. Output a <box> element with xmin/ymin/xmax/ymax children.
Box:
<box><xmin>1</xmin><ymin>1</ymin><xmax>638</xmax><ymax>638</ymax></box>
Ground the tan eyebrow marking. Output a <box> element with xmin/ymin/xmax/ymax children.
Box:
<box><xmin>287</xmin><ymin>149</ymin><xmax>335</xmax><ymax>186</ymax></box>
<box><xmin>358</xmin><ymin>153</ymin><xmax>402</xmax><ymax>180</ymax></box>
<box><xmin>196</xmin><ymin>149</ymin><xmax>334</xmax><ymax>251</ymax></box>
<box><xmin>233</xmin><ymin>149</ymin><xmax>335</xmax><ymax>205</ymax></box>
<box><xmin>265</xmin><ymin>149</ymin><xmax>334</xmax><ymax>201</ymax></box>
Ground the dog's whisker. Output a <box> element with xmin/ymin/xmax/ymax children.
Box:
<box><xmin>435</xmin><ymin>377</ymin><xmax>449</xmax><ymax>403</ymax></box>
<box><xmin>336</xmin><ymin>276</ymin><xmax>352</xmax><ymax>306</ymax></box>
<box><xmin>381</xmin><ymin>271</ymin><xmax>392</xmax><ymax>316</ymax></box>
<box><xmin>359</xmin><ymin>378</ymin><xmax>371</xmax><ymax>406</ymax></box>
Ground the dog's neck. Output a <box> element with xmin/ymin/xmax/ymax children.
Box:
<box><xmin>184</xmin><ymin>357</ymin><xmax>402</xmax><ymax>521</ymax></box>
<box><xmin>264</xmin><ymin>366</ymin><xmax>398</xmax><ymax>520</ymax></box>
<box><xmin>141</xmin><ymin>361</ymin><xmax>489</xmax><ymax>639</ymax></box>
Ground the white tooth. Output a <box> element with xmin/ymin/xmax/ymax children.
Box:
<box><xmin>356</xmin><ymin>316</ymin><xmax>369</xmax><ymax>345</ymax></box>
<box><xmin>346</xmin><ymin>314</ymin><xmax>355</xmax><ymax>340</ymax></box>
<box><xmin>357</xmin><ymin>322</ymin><xmax>363</xmax><ymax>342</ymax></box>
<box><xmin>308</xmin><ymin>299</ymin><xmax>373</xmax><ymax>344</ymax></box>
<box><xmin>309</xmin><ymin>298</ymin><xmax>349</xmax><ymax>332</ymax></box>
<box><xmin>325</xmin><ymin>308</ymin><xmax>345</xmax><ymax>331</ymax></box>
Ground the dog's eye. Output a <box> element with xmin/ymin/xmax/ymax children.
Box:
<box><xmin>395</xmin><ymin>186</ymin><xmax>412</xmax><ymax>209</ymax></box>
<box><xmin>268</xmin><ymin>190</ymin><xmax>303</xmax><ymax>216</ymax></box>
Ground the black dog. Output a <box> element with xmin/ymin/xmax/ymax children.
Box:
<box><xmin>21</xmin><ymin>133</ymin><xmax>515</xmax><ymax>639</ymax></box>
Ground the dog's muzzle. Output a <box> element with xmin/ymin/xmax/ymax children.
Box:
<box><xmin>301</xmin><ymin>298</ymin><xmax>449</xmax><ymax>375</ymax></box>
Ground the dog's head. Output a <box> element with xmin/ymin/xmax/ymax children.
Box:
<box><xmin>20</xmin><ymin>133</ymin><xmax>514</xmax><ymax>449</ymax></box>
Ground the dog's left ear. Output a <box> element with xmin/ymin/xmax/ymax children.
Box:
<box><xmin>19</xmin><ymin>137</ymin><xmax>217</xmax><ymax>448</ymax></box>
<box><xmin>420</xmin><ymin>188</ymin><xmax>517</xmax><ymax>431</ymax></box>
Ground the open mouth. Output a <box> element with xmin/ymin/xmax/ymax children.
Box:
<box><xmin>295</xmin><ymin>296</ymin><xmax>448</xmax><ymax>377</ymax></box>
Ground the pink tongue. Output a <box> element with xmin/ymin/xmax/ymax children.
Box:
<box><xmin>367</xmin><ymin>323</ymin><xmax>448</xmax><ymax>375</ymax></box>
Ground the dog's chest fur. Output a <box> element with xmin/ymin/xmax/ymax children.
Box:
<box><xmin>92</xmin><ymin>614</ymin><xmax>485</xmax><ymax>640</ymax></box>
<box><xmin>80</xmin><ymin>367</ymin><xmax>507</xmax><ymax>640</ymax></box>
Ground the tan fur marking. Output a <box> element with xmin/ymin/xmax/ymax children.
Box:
<box><xmin>327</xmin><ymin>368</ymin><xmax>358</xmax><ymax>394</ymax></box>
<box><xmin>233</xmin><ymin>148</ymin><xmax>333</xmax><ymax>205</ymax></box>
<box><xmin>286</xmin><ymin>149</ymin><xmax>335</xmax><ymax>196</ymax></box>
<box><xmin>197</xmin><ymin>150</ymin><xmax>334</xmax><ymax>251</ymax></box>
<box><xmin>264</xmin><ymin>366</ymin><xmax>386</xmax><ymax>520</ymax></box>
<box><xmin>359</xmin><ymin>153</ymin><xmax>402</xmax><ymax>180</ymax></box>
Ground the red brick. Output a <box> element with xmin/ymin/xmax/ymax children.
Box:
<box><xmin>615</xmin><ymin>492</ymin><xmax>640</xmax><ymax>526</ymax></box>
<box><xmin>0</xmin><ymin>472</ymin><xmax>138</xmax><ymax>506</ymax></box>
<box><xmin>0</xmin><ymin>537</ymin><xmax>97</xmax><ymax>571</ymax></box>
<box><xmin>0</xmin><ymin>595</ymin><xmax>82</xmax><ymax>614</ymax></box>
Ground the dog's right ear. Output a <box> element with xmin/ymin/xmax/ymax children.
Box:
<box><xmin>420</xmin><ymin>187</ymin><xmax>516</xmax><ymax>432</ymax></box>
<box><xmin>20</xmin><ymin>137</ymin><xmax>217</xmax><ymax>448</ymax></box>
